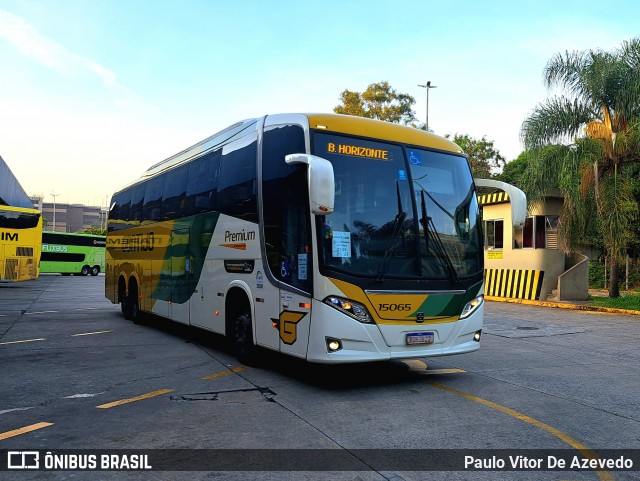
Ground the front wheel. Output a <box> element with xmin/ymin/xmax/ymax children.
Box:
<box><xmin>234</xmin><ymin>313</ymin><xmax>256</xmax><ymax>365</ymax></box>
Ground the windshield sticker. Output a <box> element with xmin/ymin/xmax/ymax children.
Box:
<box><xmin>298</xmin><ymin>253</ymin><xmax>308</xmax><ymax>280</ymax></box>
<box><xmin>408</xmin><ymin>150</ymin><xmax>423</xmax><ymax>165</ymax></box>
<box><xmin>327</xmin><ymin>142</ymin><xmax>391</xmax><ymax>160</ymax></box>
<box><xmin>398</xmin><ymin>169</ymin><xmax>407</xmax><ymax>181</ymax></box>
<box><xmin>332</xmin><ymin>231</ymin><xmax>351</xmax><ymax>258</ymax></box>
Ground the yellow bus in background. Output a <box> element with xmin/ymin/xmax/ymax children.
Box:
<box><xmin>106</xmin><ymin>113</ymin><xmax>518</xmax><ymax>364</ymax></box>
<box><xmin>0</xmin><ymin>205</ymin><xmax>42</xmax><ymax>282</ymax></box>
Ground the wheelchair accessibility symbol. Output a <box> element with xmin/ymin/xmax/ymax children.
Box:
<box><xmin>409</xmin><ymin>151</ymin><xmax>422</xmax><ymax>165</ymax></box>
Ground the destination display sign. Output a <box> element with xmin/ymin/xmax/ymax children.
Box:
<box><xmin>326</xmin><ymin>142</ymin><xmax>391</xmax><ymax>160</ymax></box>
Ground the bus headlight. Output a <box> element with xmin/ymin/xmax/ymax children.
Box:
<box><xmin>324</xmin><ymin>296</ymin><xmax>373</xmax><ymax>324</ymax></box>
<box><xmin>459</xmin><ymin>295</ymin><xmax>484</xmax><ymax>319</ymax></box>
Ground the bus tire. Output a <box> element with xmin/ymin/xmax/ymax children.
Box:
<box><xmin>91</xmin><ymin>266</ymin><xmax>100</xmax><ymax>276</ymax></box>
<box><xmin>81</xmin><ymin>265</ymin><xmax>90</xmax><ymax>276</ymax></box>
<box><xmin>234</xmin><ymin>312</ymin><xmax>256</xmax><ymax>365</ymax></box>
<box><xmin>125</xmin><ymin>281</ymin><xmax>144</xmax><ymax>324</ymax></box>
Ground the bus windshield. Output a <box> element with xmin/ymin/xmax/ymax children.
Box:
<box><xmin>313</xmin><ymin>132</ymin><xmax>482</xmax><ymax>282</ymax></box>
<box><xmin>0</xmin><ymin>209</ymin><xmax>41</xmax><ymax>229</ymax></box>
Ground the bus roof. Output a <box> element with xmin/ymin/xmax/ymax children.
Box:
<box><xmin>304</xmin><ymin>113</ymin><xmax>463</xmax><ymax>154</ymax></box>
<box><xmin>115</xmin><ymin>113</ymin><xmax>464</xmax><ymax>195</ymax></box>
<box><xmin>42</xmin><ymin>231</ymin><xmax>105</xmax><ymax>238</ymax></box>
<box><xmin>0</xmin><ymin>204</ymin><xmax>40</xmax><ymax>214</ymax></box>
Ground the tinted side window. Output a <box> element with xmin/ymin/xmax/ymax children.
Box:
<box><xmin>218</xmin><ymin>133</ymin><xmax>258</xmax><ymax>222</ymax></box>
<box><xmin>162</xmin><ymin>164</ymin><xmax>190</xmax><ymax>220</ymax></box>
<box><xmin>143</xmin><ymin>175</ymin><xmax>164</xmax><ymax>221</ymax></box>
<box><xmin>262</xmin><ymin>125</ymin><xmax>311</xmax><ymax>292</ymax></box>
<box><xmin>115</xmin><ymin>189</ymin><xmax>131</xmax><ymax>221</ymax></box>
<box><xmin>129</xmin><ymin>184</ymin><xmax>146</xmax><ymax>221</ymax></box>
<box><xmin>108</xmin><ymin>190</ymin><xmax>131</xmax><ymax>231</ymax></box>
<box><xmin>185</xmin><ymin>150</ymin><xmax>221</xmax><ymax>215</ymax></box>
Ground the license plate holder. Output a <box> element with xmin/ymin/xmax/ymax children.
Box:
<box><xmin>406</xmin><ymin>332</ymin><xmax>434</xmax><ymax>345</ymax></box>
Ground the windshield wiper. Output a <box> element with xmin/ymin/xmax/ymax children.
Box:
<box><xmin>376</xmin><ymin>181</ymin><xmax>407</xmax><ymax>282</ymax></box>
<box><xmin>419</xmin><ymin>189</ymin><xmax>459</xmax><ymax>284</ymax></box>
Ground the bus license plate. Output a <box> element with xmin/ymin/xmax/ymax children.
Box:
<box><xmin>406</xmin><ymin>332</ymin><xmax>434</xmax><ymax>345</ymax></box>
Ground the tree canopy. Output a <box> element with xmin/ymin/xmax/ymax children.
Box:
<box><xmin>445</xmin><ymin>134</ymin><xmax>506</xmax><ymax>179</ymax></box>
<box><xmin>493</xmin><ymin>151</ymin><xmax>528</xmax><ymax>189</ymax></box>
<box><xmin>521</xmin><ymin>37</ymin><xmax>640</xmax><ymax>297</ymax></box>
<box><xmin>334</xmin><ymin>81</ymin><xmax>418</xmax><ymax>125</ymax></box>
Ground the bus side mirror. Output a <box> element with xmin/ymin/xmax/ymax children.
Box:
<box><xmin>285</xmin><ymin>153</ymin><xmax>335</xmax><ymax>215</ymax></box>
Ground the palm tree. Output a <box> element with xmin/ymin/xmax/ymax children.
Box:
<box><xmin>521</xmin><ymin>38</ymin><xmax>640</xmax><ymax>298</ymax></box>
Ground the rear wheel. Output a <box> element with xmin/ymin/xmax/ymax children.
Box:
<box><xmin>234</xmin><ymin>312</ymin><xmax>256</xmax><ymax>365</ymax></box>
<box><xmin>124</xmin><ymin>281</ymin><xmax>144</xmax><ymax>324</ymax></box>
<box><xmin>90</xmin><ymin>266</ymin><xmax>100</xmax><ymax>276</ymax></box>
<box><xmin>80</xmin><ymin>265</ymin><xmax>90</xmax><ymax>276</ymax></box>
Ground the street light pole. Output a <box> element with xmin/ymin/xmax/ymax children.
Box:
<box><xmin>418</xmin><ymin>81</ymin><xmax>437</xmax><ymax>132</ymax></box>
<box><xmin>51</xmin><ymin>193</ymin><xmax>59</xmax><ymax>232</ymax></box>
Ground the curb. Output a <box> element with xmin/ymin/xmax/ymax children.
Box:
<box><xmin>485</xmin><ymin>295</ymin><xmax>640</xmax><ymax>316</ymax></box>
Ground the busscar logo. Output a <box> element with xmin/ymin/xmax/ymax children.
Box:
<box><xmin>107</xmin><ymin>232</ymin><xmax>155</xmax><ymax>252</ymax></box>
<box><xmin>8</xmin><ymin>451</ymin><xmax>39</xmax><ymax>469</ymax></box>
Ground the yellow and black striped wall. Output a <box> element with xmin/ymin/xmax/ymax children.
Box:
<box><xmin>484</xmin><ymin>268</ymin><xmax>544</xmax><ymax>300</ymax></box>
<box><xmin>477</xmin><ymin>191</ymin><xmax>509</xmax><ymax>206</ymax></box>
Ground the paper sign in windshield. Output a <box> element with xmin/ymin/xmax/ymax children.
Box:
<box><xmin>332</xmin><ymin>231</ymin><xmax>351</xmax><ymax>258</ymax></box>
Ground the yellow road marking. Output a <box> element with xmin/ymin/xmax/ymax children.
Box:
<box><xmin>96</xmin><ymin>389</ymin><xmax>173</xmax><ymax>409</ymax></box>
<box><xmin>401</xmin><ymin>359</ymin><xmax>466</xmax><ymax>375</ymax></box>
<box><xmin>0</xmin><ymin>338</ymin><xmax>45</xmax><ymax>346</ymax></box>
<box><xmin>0</xmin><ymin>422</ymin><xmax>54</xmax><ymax>441</ymax></box>
<box><xmin>431</xmin><ymin>383</ymin><xmax>614</xmax><ymax>481</ymax></box>
<box><xmin>422</xmin><ymin>368</ymin><xmax>466</xmax><ymax>375</ymax></box>
<box><xmin>71</xmin><ymin>330</ymin><xmax>113</xmax><ymax>337</ymax></box>
<box><xmin>202</xmin><ymin>366</ymin><xmax>247</xmax><ymax>380</ymax></box>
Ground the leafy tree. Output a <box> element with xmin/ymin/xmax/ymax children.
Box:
<box><xmin>521</xmin><ymin>37</ymin><xmax>640</xmax><ymax>297</ymax></box>
<box><xmin>334</xmin><ymin>81</ymin><xmax>418</xmax><ymax>124</ymax></box>
<box><xmin>493</xmin><ymin>151</ymin><xmax>528</xmax><ymax>188</ymax></box>
<box><xmin>445</xmin><ymin>134</ymin><xmax>506</xmax><ymax>178</ymax></box>
<box><xmin>79</xmin><ymin>226</ymin><xmax>106</xmax><ymax>236</ymax></box>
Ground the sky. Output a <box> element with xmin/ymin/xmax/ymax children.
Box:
<box><xmin>0</xmin><ymin>0</ymin><xmax>638</xmax><ymax>206</ymax></box>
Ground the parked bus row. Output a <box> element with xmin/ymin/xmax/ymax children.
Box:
<box><xmin>0</xmin><ymin>207</ymin><xmax>105</xmax><ymax>281</ymax></box>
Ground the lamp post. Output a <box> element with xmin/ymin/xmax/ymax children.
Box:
<box><xmin>418</xmin><ymin>81</ymin><xmax>437</xmax><ymax>132</ymax></box>
<box><xmin>51</xmin><ymin>193</ymin><xmax>59</xmax><ymax>232</ymax></box>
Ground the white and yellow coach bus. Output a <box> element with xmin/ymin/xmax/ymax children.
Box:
<box><xmin>106</xmin><ymin>113</ymin><xmax>518</xmax><ymax>363</ymax></box>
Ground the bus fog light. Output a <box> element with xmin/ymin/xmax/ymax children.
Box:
<box><xmin>326</xmin><ymin>337</ymin><xmax>343</xmax><ymax>352</ymax></box>
<box><xmin>473</xmin><ymin>330</ymin><xmax>482</xmax><ymax>342</ymax></box>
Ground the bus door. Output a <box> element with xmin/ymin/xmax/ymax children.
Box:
<box><xmin>169</xmin><ymin>227</ymin><xmax>191</xmax><ymax>324</ymax></box>
<box><xmin>276</xmin><ymin>211</ymin><xmax>312</xmax><ymax>359</ymax></box>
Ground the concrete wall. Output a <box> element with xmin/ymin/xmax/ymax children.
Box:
<box><xmin>558</xmin><ymin>254</ymin><xmax>589</xmax><ymax>301</ymax></box>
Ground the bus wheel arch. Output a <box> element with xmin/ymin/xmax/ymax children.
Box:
<box><xmin>225</xmin><ymin>283</ymin><xmax>256</xmax><ymax>364</ymax></box>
